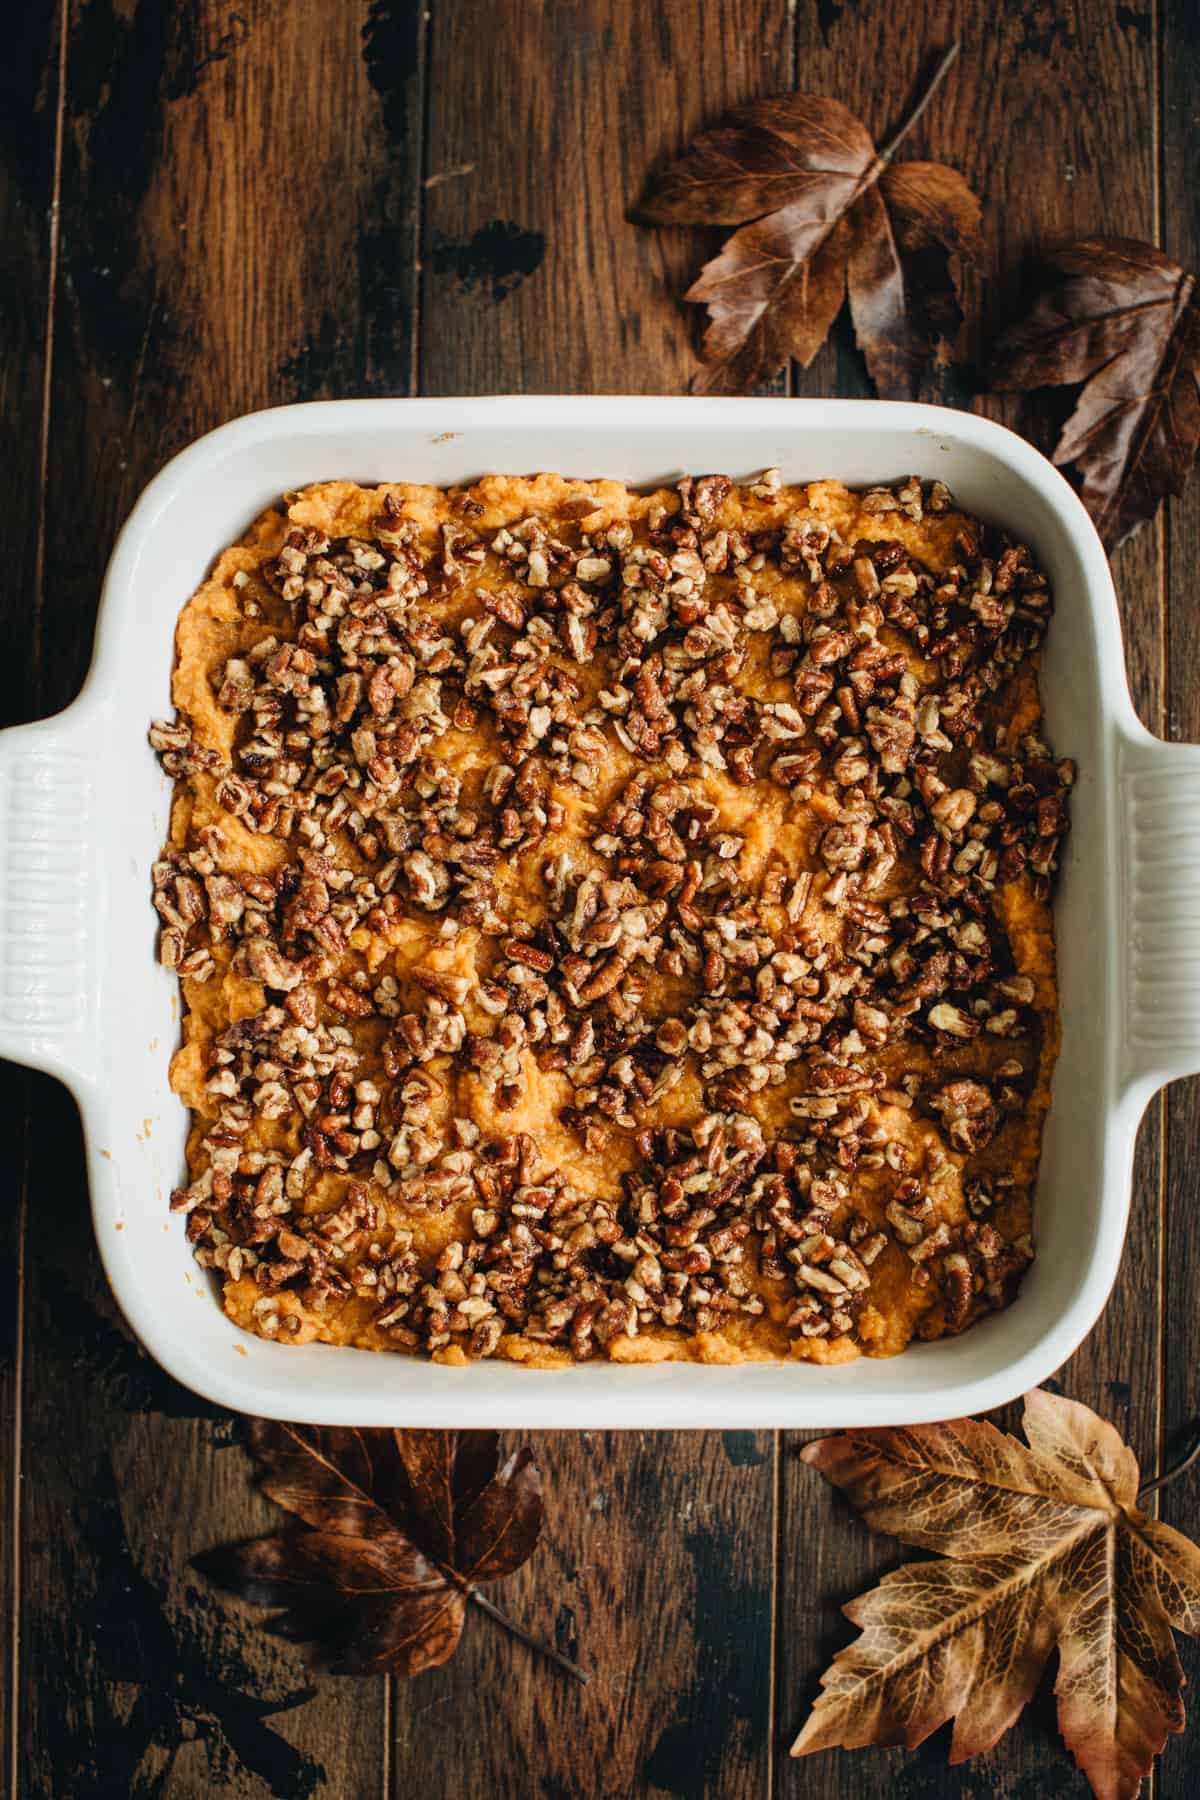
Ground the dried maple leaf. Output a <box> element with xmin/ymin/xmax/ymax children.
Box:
<box><xmin>194</xmin><ymin>1422</ymin><xmax>571</xmax><ymax>1680</ymax></box>
<box><xmin>793</xmin><ymin>1391</ymin><xmax>1200</xmax><ymax>1799</ymax></box>
<box><xmin>634</xmin><ymin>46</ymin><xmax>979</xmax><ymax>398</ymax></box>
<box><xmin>991</xmin><ymin>238</ymin><xmax>1200</xmax><ymax>550</ymax></box>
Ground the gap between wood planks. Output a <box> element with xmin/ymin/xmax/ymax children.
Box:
<box><xmin>13</xmin><ymin>2</ymin><xmax>70</xmax><ymax>1793</ymax></box>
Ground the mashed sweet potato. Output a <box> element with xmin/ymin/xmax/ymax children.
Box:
<box><xmin>151</xmin><ymin>471</ymin><xmax>1070</xmax><ymax>1366</ymax></box>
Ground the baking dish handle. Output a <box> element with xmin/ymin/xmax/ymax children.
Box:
<box><xmin>0</xmin><ymin>714</ymin><xmax>98</xmax><ymax>1088</ymax></box>
<box><xmin>1121</xmin><ymin>734</ymin><xmax>1200</xmax><ymax>1095</ymax></box>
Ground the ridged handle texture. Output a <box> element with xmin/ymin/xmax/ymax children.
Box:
<box><xmin>0</xmin><ymin>722</ymin><xmax>96</xmax><ymax>1079</ymax></box>
<box><xmin>1124</xmin><ymin>737</ymin><xmax>1200</xmax><ymax>1090</ymax></box>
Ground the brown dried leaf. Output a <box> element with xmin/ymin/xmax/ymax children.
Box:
<box><xmin>991</xmin><ymin>238</ymin><xmax>1200</xmax><ymax>549</ymax></box>
<box><xmin>635</xmin><ymin>55</ymin><xmax>979</xmax><ymax>397</ymax></box>
<box><xmin>683</xmin><ymin>205</ymin><xmax>852</xmax><ymax>396</ymax></box>
<box><xmin>456</xmin><ymin>1447</ymin><xmax>544</xmax><ymax>1579</ymax></box>
<box><xmin>793</xmin><ymin>1391</ymin><xmax>1200</xmax><ymax>1799</ymax></box>
<box><xmin>246</xmin><ymin>1420</ymin><xmax>410</xmax><ymax>1537</ymax></box>
<box><xmin>195</xmin><ymin>1422</ymin><xmax>542</xmax><ymax>1680</ymax></box>
<box><xmin>860</xmin><ymin>163</ymin><xmax>980</xmax><ymax>394</ymax></box>
<box><xmin>638</xmin><ymin>93</ymin><xmax>876</xmax><ymax>228</ymax></box>
<box><xmin>198</xmin><ymin>1528</ymin><xmax>466</xmax><ymax>1678</ymax></box>
<box><xmin>394</xmin><ymin>1427</ymin><xmax>459</xmax><ymax>1563</ymax></box>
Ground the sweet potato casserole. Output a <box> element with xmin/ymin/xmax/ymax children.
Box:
<box><xmin>150</xmin><ymin>471</ymin><xmax>1072</xmax><ymax>1366</ymax></box>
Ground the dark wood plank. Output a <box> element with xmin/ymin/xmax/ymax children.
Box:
<box><xmin>18</xmin><ymin>2</ymin><xmax>424</xmax><ymax>1791</ymax></box>
<box><xmin>777</xmin><ymin>2</ymin><xmax>1166</xmax><ymax>1794</ymax></box>
<box><xmin>11</xmin><ymin>2</ymin><xmax>1186</xmax><ymax>1796</ymax></box>
<box><xmin>0</xmin><ymin>4</ymin><xmax>63</xmax><ymax>1787</ymax></box>
<box><xmin>391</xmin><ymin>1430</ymin><xmax>774</xmax><ymax>1799</ymax></box>
<box><xmin>1160</xmin><ymin>0</ymin><xmax>1200</xmax><ymax>1786</ymax></box>
<box><xmin>420</xmin><ymin>0</ymin><xmax>795</xmax><ymax>398</ymax></box>
<box><xmin>405</xmin><ymin>5</ymin><xmax>793</xmax><ymax>1796</ymax></box>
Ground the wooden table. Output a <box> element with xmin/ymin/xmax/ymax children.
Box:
<box><xmin>3</xmin><ymin>2</ymin><xmax>1197</xmax><ymax>1794</ymax></box>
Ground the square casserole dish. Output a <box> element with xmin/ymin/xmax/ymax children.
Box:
<box><xmin>3</xmin><ymin>396</ymin><xmax>1196</xmax><ymax>1427</ymax></box>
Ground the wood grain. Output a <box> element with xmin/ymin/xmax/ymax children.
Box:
<box><xmin>777</xmin><ymin>3</ymin><xmax>1166</xmax><ymax>1794</ymax></box>
<box><xmin>420</xmin><ymin>0</ymin><xmax>795</xmax><ymax>397</ymax></box>
<box><xmin>15</xmin><ymin>1</ymin><xmax>426</xmax><ymax>1791</ymax></box>
<box><xmin>0</xmin><ymin>4</ymin><xmax>63</xmax><ymax>1785</ymax></box>
<box><xmin>391</xmin><ymin>1430</ymin><xmax>774</xmax><ymax>1799</ymax></box>
<box><xmin>411</xmin><ymin>6</ymin><xmax>793</xmax><ymax>1796</ymax></box>
<box><xmin>4</xmin><ymin>0</ymin><xmax>1195</xmax><ymax>1793</ymax></box>
<box><xmin>1160</xmin><ymin>0</ymin><xmax>1200</xmax><ymax>1773</ymax></box>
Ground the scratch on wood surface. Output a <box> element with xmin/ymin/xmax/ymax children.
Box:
<box><xmin>123</xmin><ymin>294</ymin><xmax>160</xmax><ymax>451</ymax></box>
<box><xmin>424</xmin><ymin>160</ymin><xmax>475</xmax><ymax>187</ymax></box>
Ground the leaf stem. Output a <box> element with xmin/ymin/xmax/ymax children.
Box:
<box><xmin>878</xmin><ymin>43</ymin><xmax>961</xmax><ymax>165</ymax></box>
<box><xmin>468</xmin><ymin>1587</ymin><xmax>592</xmax><ymax>1685</ymax></box>
<box><xmin>1138</xmin><ymin>1426</ymin><xmax>1200</xmax><ymax>1502</ymax></box>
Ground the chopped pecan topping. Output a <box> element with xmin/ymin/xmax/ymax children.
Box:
<box><xmin>153</xmin><ymin>474</ymin><xmax>1067</xmax><ymax>1363</ymax></box>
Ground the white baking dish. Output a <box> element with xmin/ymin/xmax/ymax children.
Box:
<box><xmin>4</xmin><ymin>397</ymin><xmax>1196</xmax><ymax>1427</ymax></box>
